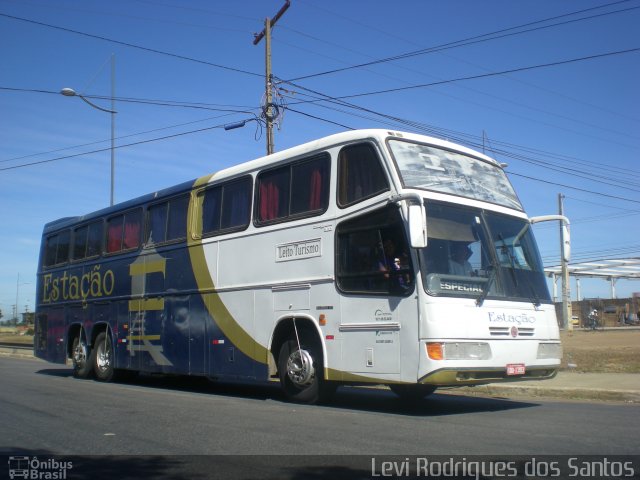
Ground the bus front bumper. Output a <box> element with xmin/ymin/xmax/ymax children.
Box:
<box><xmin>418</xmin><ymin>366</ymin><xmax>558</xmax><ymax>387</ymax></box>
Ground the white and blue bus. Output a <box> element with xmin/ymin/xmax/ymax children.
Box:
<box><xmin>35</xmin><ymin>129</ymin><xmax>568</xmax><ymax>403</ymax></box>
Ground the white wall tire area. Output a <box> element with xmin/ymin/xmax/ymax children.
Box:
<box><xmin>278</xmin><ymin>338</ymin><xmax>335</xmax><ymax>404</ymax></box>
<box><xmin>93</xmin><ymin>332</ymin><xmax>115</xmax><ymax>382</ymax></box>
<box><xmin>71</xmin><ymin>333</ymin><xmax>93</xmax><ymax>379</ymax></box>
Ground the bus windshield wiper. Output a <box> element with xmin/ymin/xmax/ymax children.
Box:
<box><xmin>476</xmin><ymin>265</ymin><xmax>496</xmax><ymax>307</ymax></box>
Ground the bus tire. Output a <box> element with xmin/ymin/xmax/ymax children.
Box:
<box><xmin>389</xmin><ymin>384</ymin><xmax>437</xmax><ymax>401</ymax></box>
<box><xmin>93</xmin><ymin>332</ymin><xmax>115</xmax><ymax>382</ymax></box>
<box><xmin>278</xmin><ymin>338</ymin><xmax>334</xmax><ymax>404</ymax></box>
<box><xmin>71</xmin><ymin>334</ymin><xmax>92</xmax><ymax>379</ymax></box>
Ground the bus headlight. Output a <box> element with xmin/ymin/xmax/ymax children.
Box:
<box><xmin>537</xmin><ymin>342</ymin><xmax>562</xmax><ymax>359</ymax></box>
<box><xmin>427</xmin><ymin>342</ymin><xmax>491</xmax><ymax>360</ymax></box>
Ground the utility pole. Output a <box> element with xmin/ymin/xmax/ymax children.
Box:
<box><xmin>110</xmin><ymin>53</ymin><xmax>116</xmax><ymax>206</ymax></box>
<box><xmin>253</xmin><ymin>0</ymin><xmax>290</xmax><ymax>155</ymax></box>
<box><xmin>559</xmin><ymin>193</ymin><xmax>572</xmax><ymax>331</ymax></box>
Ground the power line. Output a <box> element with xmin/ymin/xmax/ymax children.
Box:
<box><xmin>277</xmin><ymin>83</ymin><xmax>640</xmax><ymax>205</ymax></box>
<box><xmin>0</xmin><ymin>86</ymin><xmax>258</xmax><ymax>112</ymax></box>
<box><xmin>0</xmin><ymin>112</ymin><xmax>254</xmax><ymax>164</ymax></box>
<box><xmin>279</xmin><ymin>80</ymin><xmax>638</xmax><ymax>187</ymax></box>
<box><xmin>285</xmin><ymin>47</ymin><xmax>640</xmax><ymax>102</ymax></box>
<box><xmin>287</xmin><ymin>0</ymin><xmax>640</xmax><ymax>82</ymax></box>
<box><xmin>0</xmin><ymin>117</ymin><xmax>258</xmax><ymax>171</ymax></box>
<box><xmin>0</xmin><ymin>12</ymin><xmax>262</xmax><ymax>78</ymax></box>
<box><xmin>508</xmin><ymin>171</ymin><xmax>640</xmax><ymax>205</ymax></box>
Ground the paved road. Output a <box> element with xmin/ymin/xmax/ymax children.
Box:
<box><xmin>1</xmin><ymin>357</ymin><xmax>638</xmax><ymax>458</ymax></box>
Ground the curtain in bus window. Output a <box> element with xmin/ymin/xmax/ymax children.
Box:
<box><xmin>148</xmin><ymin>203</ymin><xmax>168</xmax><ymax>244</ymax></box>
<box><xmin>56</xmin><ymin>230</ymin><xmax>70</xmax><ymax>264</ymax></box>
<box><xmin>166</xmin><ymin>195</ymin><xmax>188</xmax><ymax>240</ymax></box>
<box><xmin>291</xmin><ymin>156</ymin><xmax>328</xmax><ymax>215</ymax></box>
<box><xmin>259</xmin><ymin>168</ymin><xmax>289</xmax><ymax>221</ymax></box>
<box><xmin>123</xmin><ymin>210</ymin><xmax>141</xmax><ymax>250</ymax></box>
<box><xmin>338</xmin><ymin>144</ymin><xmax>388</xmax><ymax>206</ymax></box>
<box><xmin>202</xmin><ymin>187</ymin><xmax>221</xmax><ymax>234</ymax></box>
<box><xmin>309</xmin><ymin>168</ymin><xmax>322</xmax><ymax>210</ymax></box>
<box><xmin>73</xmin><ymin>226</ymin><xmax>88</xmax><ymax>260</ymax></box>
<box><xmin>45</xmin><ymin>236</ymin><xmax>58</xmax><ymax>266</ymax></box>
<box><xmin>259</xmin><ymin>181</ymin><xmax>279</xmax><ymax>221</ymax></box>
<box><xmin>86</xmin><ymin>222</ymin><xmax>102</xmax><ymax>257</ymax></box>
<box><xmin>221</xmin><ymin>179</ymin><xmax>249</xmax><ymax>229</ymax></box>
<box><xmin>107</xmin><ymin>217</ymin><xmax>123</xmax><ymax>253</ymax></box>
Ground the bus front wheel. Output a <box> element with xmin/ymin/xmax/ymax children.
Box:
<box><xmin>278</xmin><ymin>338</ymin><xmax>335</xmax><ymax>404</ymax></box>
<box><xmin>93</xmin><ymin>332</ymin><xmax>115</xmax><ymax>382</ymax></box>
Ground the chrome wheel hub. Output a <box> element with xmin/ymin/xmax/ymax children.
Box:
<box><xmin>96</xmin><ymin>343</ymin><xmax>110</xmax><ymax>372</ymax></box>
<box><xmin>73</xmin><ymin>341</ymin><xmax>86</xmax><ymax>367</ymax></box>
<box><xmin>286</xmin><ymin>348</ymin><xmax>315</xmax><ymax>387</ymax></box>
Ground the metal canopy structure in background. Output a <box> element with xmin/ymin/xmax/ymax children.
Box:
<box><xmin>546</xmin><ymin>257</ymin><xmax>640</xmax><ymax>300</ymax></box>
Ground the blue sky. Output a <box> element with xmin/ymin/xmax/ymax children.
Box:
<box><xmin>1</xmin><ymin>0</ymin><xmax>639</xmax><ymax>319</ymax></box>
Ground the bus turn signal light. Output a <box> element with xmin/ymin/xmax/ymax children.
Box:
<box><xmin>426</xmin><ymin>342</ymin><xmax>444</xmax><ymax>360</ymax></box>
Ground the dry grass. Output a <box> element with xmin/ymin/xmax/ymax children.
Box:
<box><xmin>560</xmin><ymin>329</ymin><xmax>640</xmax><ymax>373</ymax></box>
<box><xmin>0</xmin><ymin>333</ymin><xmax>34</xmax><ymax>344</ymax></box>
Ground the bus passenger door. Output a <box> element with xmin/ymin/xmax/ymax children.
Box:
<box><xmin>335</xmin><ymin>206</ymin><xmax>415</xmax><ymax>376</ymax></box>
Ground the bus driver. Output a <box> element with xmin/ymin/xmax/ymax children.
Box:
<box><xmin>448</xmin><ymin>241</ymin><xmax>473</xmax><ymax>276</ymax></box>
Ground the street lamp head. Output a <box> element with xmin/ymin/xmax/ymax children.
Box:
<box><xmin>60</xmin><ymin>87</ymin><xmax>77</xmax><ymax>97</ymax></box>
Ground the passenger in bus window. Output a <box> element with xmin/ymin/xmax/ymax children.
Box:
<box><xmin>378</xmin><ymin>238</ymin><xmax>410</xmax><ymax>286</ymax></box>
<box><xmin>448</xmin><ymin>241</ymin><xmax>473</xmax><ymax>276</ymax></box>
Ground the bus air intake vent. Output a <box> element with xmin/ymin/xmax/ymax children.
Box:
<box><xmin>489</xmin><ymin>327</ymin><xmax>535</xmax><ymax>337</ymax></box>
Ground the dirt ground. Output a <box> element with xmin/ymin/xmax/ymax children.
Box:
<box><xmin>2</xmin><ymin>329</ymin><xmax>639</xmax><ymax>373</ymax></box>
<box><xmin>560</xmin><ymin>329</ymin><xmax>640</xmax><ymax>373</ymax></box>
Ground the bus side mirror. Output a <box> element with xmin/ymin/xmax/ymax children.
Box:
<box><xmin>408</xmin><ymin>204</ymin><xmax>427</xmax><ymax>249</ymax></box>
<box><xmin>530</xmin><ymin>214</ymin><xmax>570</xmax><ymax>263</ymax></box>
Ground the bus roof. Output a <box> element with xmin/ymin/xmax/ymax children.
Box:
<box><xmin>43</xmin><ymin>129</ymin><xmax>498</xmax><ymax>233</ymax></box>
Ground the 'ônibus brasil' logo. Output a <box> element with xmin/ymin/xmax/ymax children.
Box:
<box><xmin>42</xmin><ymin>265</ymin><xmax>115</xmax><ymax>304</ymax></box>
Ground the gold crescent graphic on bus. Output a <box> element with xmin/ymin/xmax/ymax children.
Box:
<box><xmin>187</xmin><ymin>174</ymin><xmax>270</xmax><ymax>365</ymax></box>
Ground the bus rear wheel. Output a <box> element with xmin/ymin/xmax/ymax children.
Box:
<box><xmin>93</xmin><ymin>332</ymin><xmax>115</xmax><ymax>382</ymax></box>
<box><xmin>389</xmin><ymin>384</ymin><xmax>437</xmax><ymax>401</ymax></box>
<box><xmin>71</xmin><ymin>334</ymin><xmax>92</xmax><ymax>379</ymax></box>
<box><xmin>278</xmin><ymin>338</ymin><xmax>334</xmax><ymax>404</ymax></box>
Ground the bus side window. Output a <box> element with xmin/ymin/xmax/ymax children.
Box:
<box><xmin>148</xmin><ymin>202</ymin><xmax>168</xmax><ymax>244</ymax></box>
<box><xmin>202</xmin><ymin>187</ymin><xmax>222</xmax><ymax>235</ymax></box>
<box><xmin>44</xmin><ymin>230</ymin><xmax>70</xmax><ymax>267</ymax></box>
<box><xmin>256</xmin><ymin>155</ymin><xmax>329</xmax><ymax>225</ymax></box>
<box><xmin>202</xmin><ymin>176</ymin><xmax>251</xmax><ymax>236</ymax></box>
<box><xmin>166</xmin><ymin>195</ymin><xmax>189</xmax><ymax>241</ymax></box>
<box><xmin>73</xmin><ymin>225</ymin><xmax>88</xmax><ymax>260</ymax></box>
<box><xmin>338</xmin><ymin>143</ymin><xmax>389</xmax><ymax>207</ymax></box>
<box><xmin>107</xmin><ymin>209</ymin><xmax>141</xmax><ymax>253</ymax></box>
<box><xmin>220</xmin><ymin>177</ymin><xmax>251</xmax><ymax>230</ymax></box>
<box><xmin>336</xmin><ymin>206</ymin><xmax>412</xmax><ymax>295</ymax></box>
<box><xmin>257</xmin><ymin>166</ymin><xmax>289</xmax><ymax>222</ymax></box>
<box><xmin>106</xmin><ymin>215</ymin><xmax>124</xmax><ymax>253</ymax></box>
<box><xmin>86</xmin><ymin>221</ymin><xmax>102</xmax><ymax>257</ymax></box>
<box><xmin>123</xmin><ymin>209</ymin><xmax>142</xmax><ymax>250</ymax></box>
<box><xmin>291</xmin><ymin>155</ymin><xmax>330</xmax><ymax>214</ymax></box>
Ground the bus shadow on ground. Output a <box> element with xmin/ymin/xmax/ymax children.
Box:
<box><xmin>36</xmin><ymin>367</ymin><xmax>538</xmax><ymax>417</ymax></box>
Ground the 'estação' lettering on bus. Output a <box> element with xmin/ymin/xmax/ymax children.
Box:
<box><xmin>42</xmin><ymin>265</ymin><xmax>115</xmax><ymax>303</ymax></box>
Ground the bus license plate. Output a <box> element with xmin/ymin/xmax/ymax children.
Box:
<box><xmin>506</xmin><ymin>364</ymin><xmax>526</xmax><ymax>376</ymax></box>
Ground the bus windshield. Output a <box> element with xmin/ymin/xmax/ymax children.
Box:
<box><xmin>419</xmin><ymin>202</ymin><xmax>551</xmax><ymax>304</ymax></box>
<box><xmin>388</xmin><ymin>139</ymin><xmax>522</xmax><ymax>211</ymax></box>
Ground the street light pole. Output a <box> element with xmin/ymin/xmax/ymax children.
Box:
<box><xmin>61</xmin><ymin>54</ymin><xmax>117</xmax><ymax>206</ymax></box>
